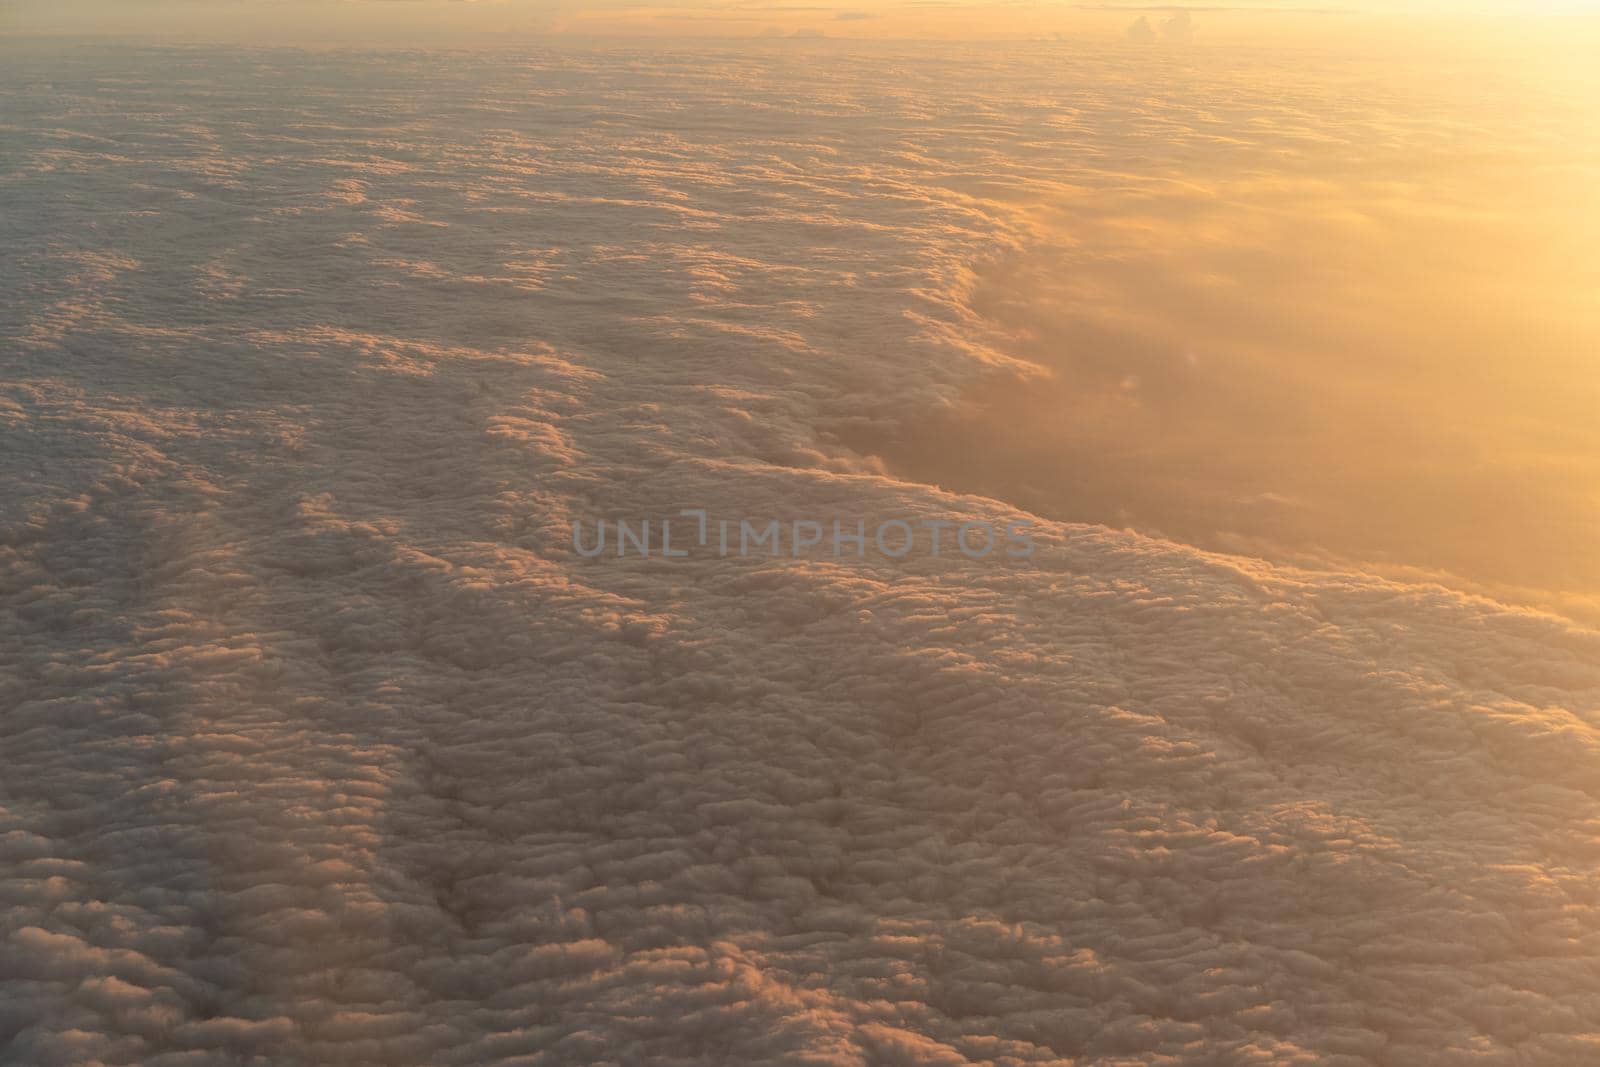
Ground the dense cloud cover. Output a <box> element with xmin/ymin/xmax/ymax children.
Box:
<box><xmin>3</xmin><ymin>41</ymin><xmax>1600</xmax><ymax>1065</ymax></box>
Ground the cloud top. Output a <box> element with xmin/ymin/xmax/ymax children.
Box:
<box><xmin>3</xmin><ymin>37</ymin><xmax>1599</xmax><ymax>1066</ymax></box>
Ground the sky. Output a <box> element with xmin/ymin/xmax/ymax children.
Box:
<box><xmin>6</xmin><ymin>0</ymin><xmax>1600</xmax><ymax>42</ymax></box>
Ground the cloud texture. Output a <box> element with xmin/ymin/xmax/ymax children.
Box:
<box><xmin>3</xmin><ymin>40</ymin><xmax>1600</xmax><ymax>1065</ymax></box>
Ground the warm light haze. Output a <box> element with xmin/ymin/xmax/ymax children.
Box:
<box><xmin>3</xmin><ymin>2</ymin><xmax>1599</xmax><ymax>1064</ymax></box>
<box><xmin>9</xmin><ymin>1</ymin><xmax>1600</xmax><ymax>42</ymax></box>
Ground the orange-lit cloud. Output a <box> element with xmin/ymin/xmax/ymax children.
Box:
<box><xmin>5</xmin><ymin>15</ymin><xmax>1600</xmax><ymax>1066</ymax></box>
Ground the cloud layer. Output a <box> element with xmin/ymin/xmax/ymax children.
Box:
<box><xmin>3</xmin><ymin>40</ymin><xmax>1600</xmax><ymax>1065</ymax></box>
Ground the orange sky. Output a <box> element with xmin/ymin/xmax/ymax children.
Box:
<box><xmin>6</xmin><ymin>1</ymin><xmax>1600</xmax><ymax>44</ymax></box>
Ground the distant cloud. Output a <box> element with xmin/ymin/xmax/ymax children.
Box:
<box><xmin>1161</xmin><ymin>8</ymin><xmax>1194</xmax><ymax>41</ymax></box>
<box><xmin>1128</xmin><ymin>9</ymin><xmax>1194</xmax><ymax>42</ymax></box>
